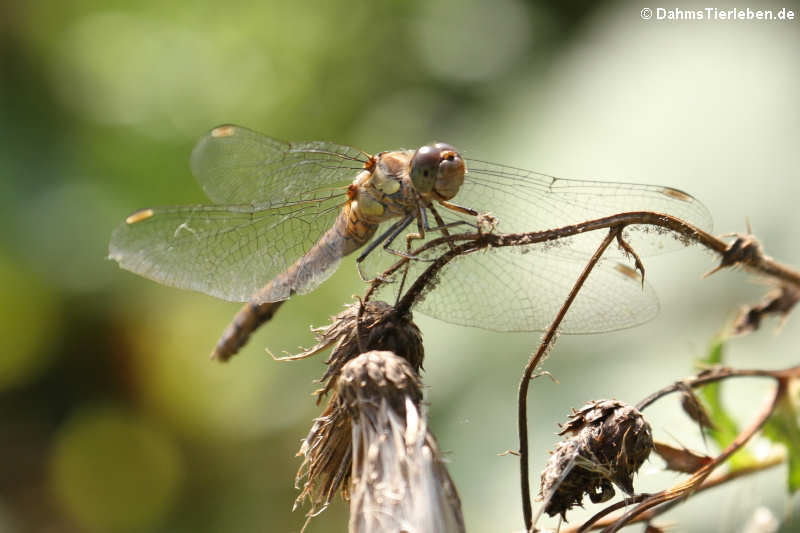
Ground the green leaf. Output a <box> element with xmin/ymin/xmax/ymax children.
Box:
<box><xmin>696</xmin><ymin>338</ymin><xmax>755</xmax><ymax>469</ymax></box>
<box><xmin>700</xmin><ymin>337</ymin><xmax>725</xmax><ymax>366</ymax></box>
<box><xmin>762</xmin><ymin>386</ymin><xmax>800</xmax><ymax>492</ymax></box>
<box><xmin>698</xmin><ymin>339</ymin><xmax>737</xmax><ymax>446</ymax></box>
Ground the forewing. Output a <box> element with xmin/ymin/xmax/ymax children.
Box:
<box><xmin>190</xmin><ymin>124</ymin><xmax>368</xmax><ymax>205</ymax></box>
<box><xmin>368</xmin><ymin>159</ymin><xmax>713</xmax><ymax>333</ymax></box>
<box><xmin>459</xmin><ymin>160</ymin><xmax>713</xmax><ymax>258</ymax></box>
<box><xmin>109</xmin><ymin>196</ymin><xmax>344</xmax><ymax>302</ymax></box>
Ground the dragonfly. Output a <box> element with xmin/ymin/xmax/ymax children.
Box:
<box><xmin>109</xmin><ymin>125</ymin><xmax>712</xmax><ymax>360</ymax></box>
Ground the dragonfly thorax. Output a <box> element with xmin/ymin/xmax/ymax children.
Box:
<box><xmin>353</xmin><ymin>144</ymin><xmax>467</xmax><ymax>226</ymax></box>
<box><xmin>351</xmin><ymin>152</ymin><xmax>416</xmax><ymax>225</ymax></box>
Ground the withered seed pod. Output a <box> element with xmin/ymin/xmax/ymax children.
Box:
<box><xmin>540</xmin><ymin>399</ymin><xmax>653</xmax><ymax>520</ymax></box>
<box><xmin>287</xmin><ymin>300</ymin><xmax>424</xmax><ymax>395</ymax></box>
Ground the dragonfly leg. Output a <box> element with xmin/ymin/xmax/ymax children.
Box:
<box><xmin>425</xmin><ymin>218</ymin><xmax>476</xmax><ymax>233</ymax></box>
<box><xmin>377</xmin><ymin>207</ymin><xmax>436</xmax><ymax>262</ymax></box>
<box><xmin>400</xmin><ymin>203</ymin><xmax>428</xmax><ymax>253</ymax></box>
<box><xmin>430</xmin><ymin>199</ymin><xmax>481</xmax><ymax>246</ymax></box>
<box><xmin>356</xmin><ymin>214</ymin><xmax>416</xmax><ymax>282</ymax></box>
<box><xmin>356</xmin><ymin>215</ymin><xmax>416</xmax><ymax>263</ymax></box>
<box><xmin>426</xmin><ymin>203</ymin><xmax>473</xmax><ymax>251</ymax></box>
<box><xmin>438</xmin><ymin>199</ymin><xmax>479</xmax><ymax>217</ymax></box>
<box><xmin>393</xmin><ymin>207</ymin><xmax>429</xmax><ymax>302</ymax></box>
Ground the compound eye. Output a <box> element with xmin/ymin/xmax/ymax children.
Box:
<box><xmin>409</xmin><ymin>145</ymin><xmax>442</xmax><ymax>193</ymax></box>
<box><xmin>434</xmin><ymin>142</ymin><xmax>457</xmax><ymax>157</ymax></box>
<box><xmin>432</xmin><ymin>144</ymin><xmax>465</xmax><ymax>200</ymax></box>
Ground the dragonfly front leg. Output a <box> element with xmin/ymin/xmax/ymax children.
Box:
<box><xmin>372</xmin><ymin>206</ymin><xmax>435</xmax><ymax>262</ymax></box>
<box><xmin>438</xmin><ymin>199</ymin><xmax>479</xmax><ymax>218</ymax></box>
<box><xmin>394</xmin><ymin>205</ymin><xmax>430</xmax><ymax>302</ymax></box>
<box><xmin>402</xmin><ymin>203</ymin><xmax>429</xmax><ymax>253</ymax></box>
<box><xmin>425</xmin><ymin>202</ymin><xmax>478</xmax><ymax>251</ymax></box>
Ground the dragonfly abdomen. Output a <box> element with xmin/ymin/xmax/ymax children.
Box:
<box><xmin>212</xmin><ymin>300</ymin><xmax>285</xmax><ymax>361</ymax></box>
<box><xmin>212</xmin><ymin>202</ymin><xmax>381</xmax><ymax>360</ymax></box>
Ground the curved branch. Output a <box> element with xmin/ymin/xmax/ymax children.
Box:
<box><xmin>594</xmin><ymin>377</ymin><xmax>787</xmax><ymax>533</ymax></box>
<box><xmin>366</xmin><ymin>211</ymin><xmax>800</xmax><ymax>315</ymax></box>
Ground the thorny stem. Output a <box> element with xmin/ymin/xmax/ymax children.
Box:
<box><xmin>365</xmin><ymin>211</ymin><xmax>800</xmax><ymax>314</ymax></box>
<box><xmin>519</xmin><ymin>227</ymin><xmax>622</xmax><ymax>532</ymax></box>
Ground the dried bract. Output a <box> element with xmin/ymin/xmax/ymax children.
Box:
<box><xmin>343</xmin><ymin>351</ymin><xmax>464</xmax><ymax>533</ymax></box>
<box><xmin>476</xmin><ymin>212</ymin><xmax>498</xmax><ymax>234</ymax></box>
<box><xmin>652</xmin><ymin>441</ymin><xmax>711</xmax><ymax>474</ymax></box>
<box><xmin>540</xmin><ymin>400</ymin><xmax>653</xmax><ymax>520</ymax></box>
<box><xmin>733</xmin><ymin>284</ymin><xmax>799</xmax><ymax>335</ymax></box>
<box><xmin>678</xmin><ymin>382</ymin><xmax>715</xmax><ymax>431</ymax></box>
<box><xmin>294</xmin><ymin>394</ymin><xmax>353</xmax><ymax>514</ymax></box>
<box><xmin>293</xmin><ymin>302</ymin><xmax>425</xmax><ymax>516</ymax></box>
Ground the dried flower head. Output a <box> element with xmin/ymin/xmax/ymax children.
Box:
<box><xmin>293</xmin><ymin>302</ymin><xmax>426</xmax><ymax>516</ymax></box>
<box><xmin>343</xmin><ymin>351</ymin><xmax>464</xmax><ymax>533</ymax></box>
<box><xmin>285</xmin><ymin>300</ymin><xmax>424</xmax><ymax>396</ymax></box>
<box><xmin>540</xmin><ymin>399</ymin><xmax>653</xmax><ymax>520</ymax></box>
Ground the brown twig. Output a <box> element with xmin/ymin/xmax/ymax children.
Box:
<box><xmin>518</xmin><ymin>227</ymin><xmax>622</xmax><ymax>531</ymax></box>
<box><xmin>562</xmin><ymin>456</ymin><xmax>784</xmax><ymax>533</ymax></box>
<box><xmin>636</xmin><ymin>365</ymin><xmax>800</xmax><ymax>412</ymax></box>
<box><xmin>364</xmin><ymin>212</ymin><xmax>800</xmax><ymax>315</ymax></box>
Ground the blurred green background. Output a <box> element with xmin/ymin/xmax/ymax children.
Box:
<box><xmin>1</xmin><ymin>0</ymin><xmax>799</xmax><ymax>531</ymax></box>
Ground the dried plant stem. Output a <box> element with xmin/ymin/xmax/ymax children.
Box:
<box><xmin>519</xmin><ymin>227</ymin><xmax>622</xmax><ymax>531</ymax></box>
<box><xmin>563</xmin><ymin>456</ymin><xmax>784</xmax><ymax>533</ymax></box>
<box><xmin>365</xmin><ymin>212</ymin><xmax>800</xmax><ymax>313</ymax></box>
<box><xmin>636</xmin><ymin>365</ymin><xmax>800</xmax><ymax>411</ymax></box>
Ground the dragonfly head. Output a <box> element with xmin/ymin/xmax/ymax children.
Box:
<box><xmin>409</xmin><ymin>142</ymin><xmax>466</xmax><ymax>200</ymax></box>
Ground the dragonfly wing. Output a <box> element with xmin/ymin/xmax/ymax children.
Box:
<box><xmin>190</xmin><ymin>124</ymin><xmax>369</xmax><ymax>205</ymax></box>
<box><xmin>109</xmin><ymin>197</ymin><xmax>344</xmax><ymax>302</ymax></box>
<box><xmin>461</xmin><ymin>160</ymin><xmax>713</xmax><ymax>258</ymax></box>
<box><xmin>368</xmin><ymin>159</ymin><xmax>713</xmax><ymax>334</ymax></box>
<box><xmin>375</xmin><ymin>234</ymin><xmax>659</xmax><ymax>333</ymax></box>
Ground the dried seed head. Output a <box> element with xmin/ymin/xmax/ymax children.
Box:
<box><xmin>294</xmin><ymin>395</ymin><xmax>352</xmax><ymax>513</ymax></box>
<box><xmin>293</xmin><ymin>302</ymin><xmax>426</xmax><ymax>518</ymax></box>
<box><xmin>342</xmin><ymin>351</ymin><xmax>464</xmax><ymax>533</ymax></box>
<box><xmin>338</xmin><ymin>349</ymin><xmax>423</xmax><ymax>415</ymax></box>
<box><xmin>540</xmin><ymin>400</ymin><xmax>653</xmax><ymax>520</ymax></box>
<box><xmin>288</xmin><ymin>300</ymin><xmax>424</xmax><ymax>397</ymax></box>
